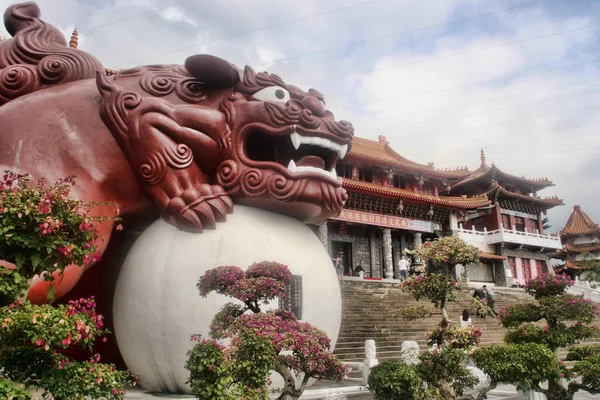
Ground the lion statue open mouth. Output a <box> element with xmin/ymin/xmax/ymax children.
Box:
<box><xmin>97</xmin><ymin>56</ymin><xmax>354</xmax><ymax>231</ymax></box>
<box><xmin>0</xmin><ymin>1</ymin><xmax>354</xmax><ymax>301</ymax></box>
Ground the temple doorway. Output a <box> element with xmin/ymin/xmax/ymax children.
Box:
<box><xmin>331</xmin><ymin>241</ymin><xmax>352</xmax><ymax>276</ymax></box>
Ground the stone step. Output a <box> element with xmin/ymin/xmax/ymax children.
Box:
<box><xmin>335</xmin><ymin>280</ymin><xmax>600</xmax><ymax>365</ymax></box>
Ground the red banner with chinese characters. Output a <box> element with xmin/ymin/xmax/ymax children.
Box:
<box><xmin>333</xmin><ymin>209</ymin><xmax>434</xmax><ymax>233</ymax></box>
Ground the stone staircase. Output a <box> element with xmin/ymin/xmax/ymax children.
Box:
<box><xmin>334</xmin><ymin>280</ymin><xmax>600</xmax><ymax>362</ymax></box>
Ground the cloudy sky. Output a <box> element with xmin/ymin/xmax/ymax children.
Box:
<box><xmin>1</xmin><ymin>0</ymin><xmax>598</xmax><ymax>231</ymax></box>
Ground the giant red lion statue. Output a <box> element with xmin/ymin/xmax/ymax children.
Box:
<box><xmin>0</xmin><ymin>2</ymin><xmax>353</xmax><ymax>307</ymax></box>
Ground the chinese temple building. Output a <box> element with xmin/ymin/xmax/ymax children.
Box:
<box><xmin>553</xmin><ymin>205</ymin><xmax>600</xmax><ymax>279</ymax></box>
<box><xmin>317</xmin><ymin>138</ymin><xmax>564</xmax><ymax>287</ymax></box>
<box><xmin>452</xmin><ymin>150</ymin><xmax>563</xmax><ymax>286</ymax></box>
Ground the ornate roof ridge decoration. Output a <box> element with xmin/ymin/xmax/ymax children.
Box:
<box><xmin>563</xmin><ymin>242</ymin><xmax>600</xmax><ymax>253</ymax></box>
<box><xmin>0</xmin><ymin>2</ymin><xmax>104</xmax><ymax>105</ymax></box>
<box><xmin>342</xmin><ymin>178</ymin><xmax>490</xmax><ymax>209</ymax></box>
<box><xmin>347</xmin><ymin>136</ymin><xmax>470</xmax><ymax>179</ymax></box>
<box><xmin>480</xmin><ymin>182</ymin><xmax>563</xmax><ymax>208</ymax></box>
<box><xmin>560</xmin><ymin>205</ymin><xmax>600</xmax><ymax>238</ymax></box>
<box><xmin>450</xmin><ymin>154</ymin><xmax>554</xmax><ymax>192</ymax></box>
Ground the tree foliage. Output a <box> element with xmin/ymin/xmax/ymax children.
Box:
<box><xmin>368</xmin><ymin>360</ymin><xmax>439</xmax><ymax>400</ymax></box>
<box><xmin>474</xmin><ymin>273</ymin><xmax>600</xmax><ymax>399</ymax></box>
<box><xmin>187</xmin><ymin>262</ymin><xmax>348</xmax><ymax>400</ymax></box>
<box><xmin>0</xmin><ymin>171</ymin><xmax>120</xmax><ymax>298</ymax></box>
<box><xmin>418</xmin><ymin>236</ymin><xmax>480</xmax><ymax>268</ymax></box>
<box><xmin>0</xmin><ymin>172</ymin><xmax>135</xmax><ymax>400</ymax></box>
<box><xmin>370</xmin><ymin>273</ymin><xmax>479</xmax><ymax>400</ymax></box>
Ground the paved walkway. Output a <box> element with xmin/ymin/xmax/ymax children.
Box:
<box><xmin>120</xmin><ymin>383</ymin><xmax>599</xmax><ymax>399</ymax></box>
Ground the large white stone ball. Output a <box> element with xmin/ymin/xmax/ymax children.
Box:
<box><xmin>113</xmin><ymin>205</ymin><xmax>341</xmax><ymax>393</ymax></box>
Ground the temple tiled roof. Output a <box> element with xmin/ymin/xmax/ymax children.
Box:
<box><xmin>342</xmin><ymin>178</ymin><xmax>490</xmax><ymax>209</ymax></box>
<box><xmin>555</xmin><ymin>260</ymin><xmax>581</xmax><ymax>271</ymax></box>
<box><xmin>563</xmin><ymin>242</ymin><xmax>600</xmax><ymax>253</ymax></box>
<box><xmin>479</xmin><ymin>252</ymin><xmax>507</xmax><ymax>261</ymax></box>
<box><xmin>560</xmin><ymin>205</ymin><xmax>600</xmax><ymax>238</ymax></box>
<box><xmin>480</xmin><ymin>182</ymin><xmax>563</xmax><ymax>209</ymax></box>
<box><xmin>347</xmin><ymin>136</ymin><xmax>471</xmax><ymax>179</ymax></box>
<box><xmin>450</xmin><ymin>150</ymin><xmax>554</xmax><ymax>193</ymax></box>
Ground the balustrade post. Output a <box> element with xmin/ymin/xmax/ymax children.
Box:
<box><xmin>363</xmin><ymin>339</ymin><xmax>378</xmax><ymax>385</ymax></box>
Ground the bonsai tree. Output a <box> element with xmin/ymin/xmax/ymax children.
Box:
<box><xmin>418</xmin><ymin>236</ymin><xmax>480</xmax><ymax>276</ymax></box>
<box><xmin>369</xmin><ymin>274</ymin><xmax>480</xmax><ymax>400</ymax></box>
<box><xmin>472</xmin><ymin>273</ymin><xmax>600</xmax><ymax>400</ymax></box>
<box><xmin>0</xmin><ymin>171</ymin><xmax>135</xmax><ymax>399</ymax></box>
<box><xmin>186</xmin><ymin>261</ymin><xmax>348</xmax><ymax>400</ymax></box>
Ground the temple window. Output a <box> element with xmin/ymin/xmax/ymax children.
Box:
<box><xmin>501</xmin><ymin>214</ymin><xmax>511</xmax><ymax>230</ymax></box>
<box><xmin>360</xmin><ymin>169</ymin><xmax>373</xmax><ymax>182</ymax></box>
<box><xmin>521</xmin><ymin>258</ymin><xmax>531</xmax><ymax>281</ymax></box>
<box><xmin>508</xmin><ymin>257</ymin><xmax>517</xmax><ymax>278</ymax></box>
<box><xmin>336</xmin><ymin>164</ymin><xmax>354</xmax><ymax>179</ymax></box>
<box><xmin>472</xmin><ymin>217</ymin><xmax>486</xmax><ymax>232</ymax></box>
<box><xmin>535</xmin><ymin>260</ymin><xmax>546</xmax><ymax>276</ymax></box>
<box><xmin>515</xmin><ymin>217</ymin><xmax>525</xmax><ymax>232</ymax></box>
<box><xmin>393</xmin><ymin>175</ymin><xmax>406</xmax><ymax>189</ymax></box>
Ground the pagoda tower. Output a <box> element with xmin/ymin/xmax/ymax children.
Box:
<box><xmin>554</xmin><ymin>205</ymin><xmax>600</xmax><ymax>279</ymax></box>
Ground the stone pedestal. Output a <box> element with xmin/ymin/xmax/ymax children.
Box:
<box><xmin>382</xmin><ymin>228</ymin><xmax>393</xmax><ymax>279</ymax></box>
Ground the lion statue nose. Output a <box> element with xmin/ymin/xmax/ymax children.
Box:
<box><xmin>301</xmin><ymin>95</ymin><xmax>326</xmax><ymax>117</ymax></box>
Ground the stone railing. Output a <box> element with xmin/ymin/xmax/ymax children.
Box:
<box><xmin>571</xmin><ymin>278</ymin><xmax>600</xmax><ymax>303</ymax></box>
<box><xmin>457</xmin><ymin>226</ymin><xmax>562</xmax><ymax>250</ymax></box>
<box><xmin>344</xmin><ymin>339</ymin><xmax>379</xmax><ymax>385</ymax></box>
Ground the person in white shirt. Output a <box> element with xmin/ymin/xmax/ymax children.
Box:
<box><xmin>398</xmin><ymin>256</ymin><xmax>410</xmax><ymax>280</ymax></box>
<box><xmin>460</xmin><ymin>309</ymin><xmax>472</xmax><ymax>328</ymax></box>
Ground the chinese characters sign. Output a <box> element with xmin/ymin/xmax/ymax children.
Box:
<box><xmin>333</xmin><ymin>209</ymin><xmax>434</xmax><ymax>233</ymax></box>
<box><xmin>279</xmin><ymin>275</ymin><xmax>302</xmax><ymax>320</ymax></box>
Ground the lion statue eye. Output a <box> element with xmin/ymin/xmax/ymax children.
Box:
<box><xmin>252</xmin><ymin>86</ymin><xmax>290</xmax><ymax>103</ymax></box>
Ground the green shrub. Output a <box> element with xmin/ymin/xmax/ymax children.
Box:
<box><xmin>185</xmin><ymin>339</ymin><xmax>234</xmax><ymax>400</ymax></box>
<box><xmin>0</xmin><ymin>378</ymin><xmax>32</xmax><ymax>400</ymax></box>
<box><xmin>368</xmin><ymin>360</ymin><xmax>423</xmax><ymax>400</ymax></box>
<box><xmin>471</xmin><ymin>343</ymin><xmax>559</xmax><ymax>391</ymax></box>
<box><xmin>417</xmin><ymin>347</ymin><xmax>477</xmax><ymax>398</ymax></box>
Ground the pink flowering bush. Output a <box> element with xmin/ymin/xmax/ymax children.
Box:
<box><xmin>525</xmin><ymin>273</ymin><xmax>574</xmax><ymax>299</ymax></box>
<box><xmin>187</xmin><ymin>262</ymin><xmax>348</xmax><ymax>400</ymax></box>
<box><xmin>474</xmin><ymin>271</ymin><xmax>600</xmax><ymax>399</ymax></box>
<box><xmin>246</xmin><ymin>261</ymin><xmax>293</xmax><ymax>285</ymax></box>
<box><xmin>0</xmin><ymin>298</ymin><xmax>137</xmax><ymax>399</ymax></box>
<box><xmin>0</xmin><ymin>171</ymin><xmax>120</xmax><ymax>298</ymax></box>
<box><xmin>0</xmin><ymin>173</ymin><xmax>134</xmax><ymax>399</ymax></box>
<box><xmin>197</xmin><ymin>266</ymin><xmax>246</xmax><ymax>297</ymax></box>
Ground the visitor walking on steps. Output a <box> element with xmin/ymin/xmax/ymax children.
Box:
<box><xmin>460</xmin><ymin>309</ymin><xmax>472</xmax><ymax>328</ymax></box>
<box><xmin>483</xmin><ymin>285</ymin><xmax>498</xmax><ymax>317</ymax></box>
<box><xmin>398</xmin><ymin>256</ymin><xmax>410</xmax><ymax>280</ymax></box>
<box><xmin>333</xmin><ymin>252</ymin><xmax>344</xmax><ymax>282</ymax></box>
<box><xmin>473</xmin><ymin>287</ymin><xmax>486</xmax><ymax>318</ymax></box>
